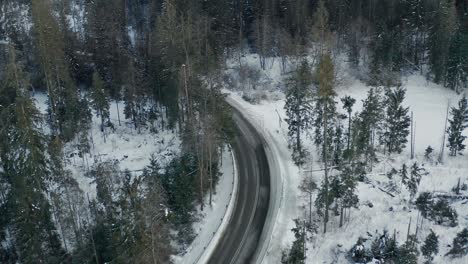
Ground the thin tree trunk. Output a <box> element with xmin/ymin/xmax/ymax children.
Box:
<box><xmin>439</xmin><ymin>102</ymin><xmax>449</xmax><ymax>162</ymax></box>
<box><xmin>339</xmin><ymin>205</ymin><xmax>344</xmax><ymax>228</ymax></box>
<box><xmin>116</xmin><ymin>99</ymin><xmax>121</xmax><ymax>126</ymax></box>
<box><xmin>323</xmin><ymin>101</ymin><xmax>329</xmax><ymax>234</ymax></box>
<box><xmin>209</xmin><ymin>141</ymin><xmax>213</xmax><ymax>206</ymax></box>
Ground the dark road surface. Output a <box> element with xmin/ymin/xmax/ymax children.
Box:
<box><xmin>207</xmin><ymin>109</ymin><xmax>271</xmax><ymax>264</ymax></box>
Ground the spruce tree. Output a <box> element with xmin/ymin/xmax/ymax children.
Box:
<box><xmin>333</xmin><ymin>121</ymin><xmax>345</xmax><ymax>166</ymax></box>
<box><xmin>421</xmin><ymin>230</ymin><xmax>439</xmax><ymax>263</ymax></box>
<box><xmin>384</xmin><ymin>86</ymin><xmax>411</xmax><ymax>154</ymax></box>
<box><xmin>407</xmin><ymin>162</ymin><xmax>427</xmax><ymax>199</ymax></box>
<box><xmin>0</xmin><ymin>46</ymin><xmax>67</xmax><ymax>263</ymax></box>
<box><xmin>311</xmin><ymin>0</ymin><xmax>331</xmax><ymax>55</ymax></box>
<box><xmin>341</xmin><ymin>95</ymin><xmax>356</xmax><ymax>158</ymax></box>
<box><xmin>31</xmin><ymin>0</ymin><xmax>82</xmax><ymax>141</ymax></box>
<box><xmin>339</xmin><ymin>166</ymin><xmax>359</xmax><ymax>227</ymax></box>
<box><xmin>446</xmin><ymin>14</ymin><xmax>468</xmax><ymax>93</ymax></box>
<box><xmin>284</xmin><ymin>60</ymin><xmax>314</xmax><ymax>165</ymax></box>
<box><xmin>355</xmin><ymin>88</ymin><xmax>384</xmax><ymax>167</ymax></box>
<box><xmin>281</xmin><ymin>219</ymin><xmax>306</xmax><ymax>264</ymax></box>
<box><xmin>398</xmin><ymin>235</ymin><xmax>419</xmax><ymax>264</ymax></box>
<box><xmin>90</xmin><ymin>72</ymin><xmax>110</xmax><ymax>133</ymax></box>
<box><xmin>316</xmin><ymin>53</ymin><xmax>336</xmax><ymax>234</ymax></box>
<box><xmin>400</xmin><ymin>163</ymin><xmax>409</xmax><ymax>189</ymax></box>
<box><xmin>447</xmin><ymin>228</ymin><xmax>468</xmax><ymax>258</ymax></box>
<box><xmin>428</xmin><ymin>0</ymin><xmax>457</xmax><ymax>85</ymax></box>
<box><xmin>447</xmin><ymin>95</ymin><xmax>467</xmax><ymax>156</ymax></box>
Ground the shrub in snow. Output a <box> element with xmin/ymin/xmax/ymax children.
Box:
<box><xmin>421</xmin><ymin>230</ymin><xmax>439</xmax><ymax>263</ymax></box>
<box><xmin>415</xmin><ymin>192</ymin><xmax>458</xmax><ymax>227</ymax></box>
<box><xmin>451</xmin><ymin>178</ymin><xmax>467</xmax><ymax>194</ymax></box>
<box><xmin>446</xmin><ymin>228</ymin><xmax>468</xmax><ymax>258</ymax></box>
<box><xmin>350</xmin><ymin>237</ymin><xmax>373</xmax><ymax>263</ymax></box>
<box><xmin>430</xmin><ymin>199</ymin><xmax>458</xmax><ymax>227</ymax></box>
<box><xmin>397</xmin><ymin>235</ymin><xmax>419</xmax><ymax>264</ymax></box>
<box><xmin>370</xmin><ymin>230</ymin><xmax>398</xmax><ymax>262</ymax></box>
<box><xmin>424</xmin><ymin>146</ymin><xmax>434</xmax><ymax>161</ymax></box>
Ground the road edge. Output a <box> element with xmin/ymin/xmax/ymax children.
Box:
<box><xmin>196</xmin><ymin>146</ymin><xmax>239</xmax><ymax>264</ymax></box>
<box><xmin>226</xmin><ymin>96</ymin><xmax>284</xmax><ymax>264</ymax></box>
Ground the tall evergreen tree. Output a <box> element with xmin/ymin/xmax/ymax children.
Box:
<box><xmin>407</xmin><ymin>162</ymin><xmax>427</xmax><ymax>198</ymax></box>
<box><xmin>384</xmin><ymin>86</ymin><xmax>411</xmax><ymax>154</ymax></box>
<box><xmin>446</xmin><ymin>13</ymin><xmax>468</xmax><ymax>93</ymax></box>
<box><xmin>447</xmin><ymin>95</ymin><xmax>467</xmax><ymax>156</ymax></box>
<box><xmin>90</xmin><ymin>72</ymin><xmax>110</xmax><ymax>133</ymax></box>
<box><xmin>341</xmin><ymin>95</ymin><xmax>356</xmax><ymax>158</ymax></box>
<box><xmin>316</xmin><ymin>53</ymin><xmax>336</xmax><ymax>233</ymax></box>
<box><xmin>31</xmin><ymin>0</ymin><xmax>82</xmax><ymax>141</ymax></box>
<box><xmin>398</xmin><ymin>234</ymin><xmax>419</xmax><ymax>264</ymax></box>
<box><xmin>428</xmin><ymin>0</ymin><xmax>457</xmax><ymax>85</ymax></box>
<box><xmin>0</xmin><ymin>46</ymin><xmax>67</xmax><ymax>263</ymax></box>
<box><xmin>355</xmin><ymin>88</ymin><xmax>384</xmax><ymax>167</ymax></box>
<box><xmin>284</xmin><ymin>60</ymin><xmax>314</xmax><ymax>165</ymax></box>
<box><xmin>281</xmin><ymin>219</ymin><xmax>306</xmax><ymax>264</ymax></box>
<box><xmin>446</xmin><ymin>227</ymin><xmax>468</xmax><ymax>258</ymax></box>
<box><xmin>421</xmin><ymin>230</ymin><xmax>439</xmax><ymax>263</ymax></box>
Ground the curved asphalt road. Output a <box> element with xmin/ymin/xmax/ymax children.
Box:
<box><xmin>207</xmin><ymin>108</ymin><xmax>271</xmax><ymax>264</ymax></box>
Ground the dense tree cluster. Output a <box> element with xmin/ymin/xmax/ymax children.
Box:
<box><xmin>1</xmin><ymin>0</ymin><xmax>235</xmax><ymax>262</ymax></box>
<box><xmin>0</xmin><ymin>0</ymin><xmax>467</xmax><ymax>263</ymax></box>
<box><xmin>416</xmin><ymin>192</ymin><xmax>458</xmax><ymax>227</ymax></box>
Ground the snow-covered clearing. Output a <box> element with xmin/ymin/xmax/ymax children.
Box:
<box><xmin>173</xmin><ymin>148</ymin><xmax>237</xmax><ymax>264</ymax></box>
<box><xmin>225</xmin><ymin>54</ymin><xmax>468</xmax><ymax>263</ymax></box>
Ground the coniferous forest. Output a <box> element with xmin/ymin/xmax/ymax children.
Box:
<box><xmin>0</xmin><ymin>0</ymin><xmax>467</xmax><ymax>263</ymax></box>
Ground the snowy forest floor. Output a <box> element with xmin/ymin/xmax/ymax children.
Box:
<box><xmin>33</xmin><ymin>92</ymin><xmax>180</xmax><ymax>205</ymax></box>
<box><xmin>225</xmin><ymin>54</ymin><xmax>468</xmax><ymax>264</ymax></box>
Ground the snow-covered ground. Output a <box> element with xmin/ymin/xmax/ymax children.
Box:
<box><xmin>225</xmin><ymin>54</ymin><xmax>468</xmax><ymax>263</ymax></box>
<box><xmin>34</xmin><ymin>93</ymin><xmax>180</xmax><ymax>199</ymax></box>
<box><xmin>173</xmin><ymin>148</ymin><xmax>237</xmax><ymax>264</ymax></box>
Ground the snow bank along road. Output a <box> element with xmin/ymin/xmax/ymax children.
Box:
<box><xmin>206</xmin><ymin>105</ymin><xmax>272</xmax><ymax>264</ymax></box>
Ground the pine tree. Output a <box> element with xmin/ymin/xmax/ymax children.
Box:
<box><xmin>398</xmin><ymin>234</ymin><xmax>419</xmax><ymax>264</ymax></box>
<box><xmin>31</xmin><ymin>0</ymin><xmax>82</xmax><ymax>141</ymax></box>
<box><xmin>311</xmin><ymin>0</ymin><xmax>331</xmax><ymax>55</ymax></box>
<box><xmin>447</xmin><ymin>95</ymin><xmax>467</xmax><ymax>156</ymax></box>
<box><xmin>316</xmin><ymin>53</ymin><xmax>336</xmax><ymax>234</ymax></box>
<box><xmin>333</xmin><ymin>121</ymin><xmax>345</xmax><ymax>166</ymax></box>
<box><xmin>284</xmin><ymin>60</ymin><xmax>314</xmax><ymax>165</ymax></box>
<box><xmin>0</xmin><ymin>46</ymin><xmax>67</xmax><ymax>263</ymax></box>
<box><xmin>281</xmin><ymin>219</ymin><xmax>306</xmax><ymax>264</ymax></box>
<box><xmin>339</xmin><ymin>166</ymin><xmax>359</xmax><ymax>227</ymax></box>
<box><xmin>341</xmin><ymin>95</ymin><xmax>356</xmax><ymax>158</ymax></box>
<box><xmin>447</xmin><ymin>228</ymin><xmax>468</xmax><ymax>258</ymax></box>
<box><xmin>421</xmin><ymin>230</ymin><xmax>439</xmax><ymax>263</ymax></box>
<box><xmin>407</xmin><ymin>162</ymin><xmax>427</xmax><ymax>199</ymax></box>
<box><xmin>384</xmin><ymin>86</ymin><xmax>411</xmax><ymax>154</ymax></box>
<box><xmin>90</xmin><ymin>72</ymin><xmax>110</xmax><ymax>133</ymax></box>
<box><xmin>446</xmin><ymin>13</ymin><xmax>468</xmax><ymax>93</ymax></box>
<box><xmin>400</xmin><ymin>163</ymin><xmax>409</xmax><ymax>189</ymax></box>
<box><xmin>428</xmin><ymin>0</ymin><xmax>457</xmax><ymax>85</ymax></box>
<box><xmin>355</xmin><ymin>88</ymin><xmax>384</xmax><ymax>167</ymax></box>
